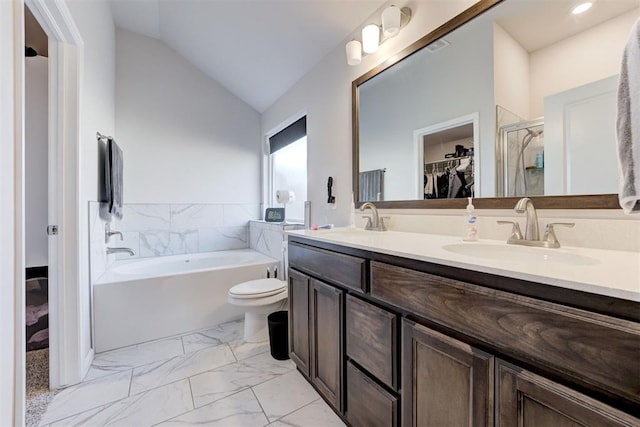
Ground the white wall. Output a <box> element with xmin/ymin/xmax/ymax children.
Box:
<box><xmin>66</xmin><ymin>0</ymin><xmax>116</xmax><ymax>375</ymax></box>
<box><xmin>529</xmin><ymin>9</ymin><xmax>638</xmax><ymax>118</ymax></box>
<box><xmin>262</xmin><ymin>0</ymin><xmax>478</xmax><ymax>225</ymax></box>
<box><xmin>25</xmin><ymin>55</ymin><xmax>48</xmax><ymax>268</ymax></box>
<box><xmin>115</xmin><ymin>29</ymin><xmax>261</xmax><ymax>205</ymax></box>
<box><xmin>493</xmin><ymin>23</ymin><xmax>530</xmax><ymax>120</ymax></box>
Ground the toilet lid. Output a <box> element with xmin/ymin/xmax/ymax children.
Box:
<box><xmin>229</xmin><ymin>278</ymin><xmax>286</xmax><ymax>299</ymax></box>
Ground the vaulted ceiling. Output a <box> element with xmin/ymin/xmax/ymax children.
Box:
<box><xmin>109</xmin><ymin>0</ymin><xmax>386</xmax><ymax>112</ymax></box>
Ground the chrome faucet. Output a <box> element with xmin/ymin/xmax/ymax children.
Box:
<box><xmin>498</xmin><ymin>198</ymin><xmax>574</xmax><ymax>248</ymax></box>
<box><xmin>359</xmin><ymin>202</ymin><xmax>387</xmax><ymax>231</ymax></box>
<box><xmin>105</xmin><ymin>223</ymin><xmax>123</xmax><ymax>244</ymax></box>
<box><xmin>106</xmin><ymin>247</ymin><xmax>135</xmax><ymax>256</ymax></box>
<box><xmin>514</xmin><ymin>197</ymin><xmax>540</xmax><ymax>241</ymax></box>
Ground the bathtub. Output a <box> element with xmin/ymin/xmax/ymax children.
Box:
<box><xmin>93</xmin><ymin>249</ymin><xmax>278</xmax><ymax>352</ymax></box>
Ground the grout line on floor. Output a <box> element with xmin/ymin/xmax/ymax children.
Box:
<box><xmin>228</xmin><ymin>343</ymin><xmax>239</xmax><ymax>362</ymax></box>
<box><xmin>149</xmin><ymin>385</ymin><xmax>253</xmax><ymax>427</ymax></box>
<box><xmin>185</xmin><ymin>357</ymin><xmax>294</xmax><ymax>409</ymax></box>
<box><xmin>128</xmin><ymin>345</ymin><xmax>239</xmax><ymax>397</ymax></box>
<box><xmin>46</xmin><ymin>377</ymin><xmax>195</xmax><ymax>427</ymax></box>
<box><xmin>268</xmin><ymin>394</ymin><xmax>323</xmax><ymax>424</ymax></box>
<box><xmin>94</xmin><ymin>317</ymin><xmax>243</xmax><ymax>360</ymax></box>
<box><xmin>127</xmin><ymin>368</ymin><xmax>133</xmax><ymax>397</ymax></box>
<box><xmin>40</xmin><ymin>402</ymin><xmax>108</xmax><ymax>427</ymax></box>
<box><xmin>250</xmin><ymin>386</ymin><xmax>270</xmax><ymax>424</ymax></box>
<box><xmin>187</xmin><ymin>377</ymin><xmax>196</xmax><ymax>411</ymax></box>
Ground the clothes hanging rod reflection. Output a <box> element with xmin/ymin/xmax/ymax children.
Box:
<box><xmin>424</xmin><ymin>155</ymin><xmax>472</xmax><ymax>166</ymax></box>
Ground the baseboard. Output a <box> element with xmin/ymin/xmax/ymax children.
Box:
<box><xmin>81</xmin><ymin>348</ymin><xmax>95</xmax><ymax>382</ymax></box>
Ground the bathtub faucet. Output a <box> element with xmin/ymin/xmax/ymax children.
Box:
<box><xmin>106</xmin><ymin>247</ymin><xmax>136</xmax><ymax>256</ymax></box>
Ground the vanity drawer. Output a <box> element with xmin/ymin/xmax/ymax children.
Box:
<box><xmin>370</xmin><ymin>261</ymin><xmax>640</xmax><ymax>406</ymax></box>
<box><xmin>288</xmin><ymin>242</ymin><xmax>366</xmax><ymax>292</ymax></box>
<box><xmin>346</xmin><ymin>361</ymin><xmax>398</xmax><ymax>427</ymax></box>
<box><xmin>346</xmin><ymin>294</ymin><xmax>397</xmax><ymax>390</ymax></box>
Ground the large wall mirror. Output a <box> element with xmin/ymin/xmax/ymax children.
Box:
<box><xmin>353</xmin><ymin>0</ymin><xmax>639</xmax><ymax>209</ymax></box>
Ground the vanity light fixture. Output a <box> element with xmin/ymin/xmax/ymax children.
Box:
<box><xmin>362</xmin><ymin>23</ymin><xmax>380</xmax><ymax>54</ymax></box>
<box><xmin>382</xmin><ymin>5</ymin><xmax>401</xmax><ymax>38</ymax></box>
<box><xmin>572</xmin><ymin>1</ymin><xmax>593</xmax><ymax>14</ymax></box>
<box><xmin>345</xmin><ymin>5</ymin><xmax>412</xmax><ymax>66</ymax></box>
<box><xmin>346</xmin><ymin>40</ymin><xmax>362</xmax><ymax>66</ymax></box>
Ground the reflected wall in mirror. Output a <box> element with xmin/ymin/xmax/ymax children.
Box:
<box><xmin>354</xmin><ymin>0</ymin><xmax>639</xmax><ymax>207</ymax></box>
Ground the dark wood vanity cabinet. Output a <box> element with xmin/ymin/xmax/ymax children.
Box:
<box><xmin>496</xmin><ymin>361</ymin><xmax>638</xmax><ymax>427</ymax></box>
<box><xmin>288</xmin><ymin>269</ymin><xmax>310</xmax><ymax>376</ymax></box>
<box><xmin>287</xmin><ymin>248</ymin><xmax>344</xmax><ymax>413</ymax></box>
<box><xmin>346</xmin><ymin>294</ymin><xmax>397</xmax><ymax>390</ymax></box>
<box><xmin>287</xmin><ymin>237</ymin><xmax>640</xmax><ymax>427</ymax></box>
<box><xmin>309</xmin><ymin>279</ymin><xmax>343</xmax><ymax>410</ymax></box>
<box><xmin>347</xmin><ymin>361</ymin><xmax>398</xmax><ymax>427</ymax></box>
<box><xmin>402</xmin><ymin>319</ymin><xmax>493</xmax><ymax>427</ymax></box>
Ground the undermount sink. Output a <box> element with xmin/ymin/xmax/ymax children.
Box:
<box><xmin>442</xmin><ymin>243</ymin><xmax>599</xmax><ymax>266</ymax></box>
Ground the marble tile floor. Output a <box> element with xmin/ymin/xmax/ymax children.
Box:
<box><xmin>39</xmin><ymin>319</ymin><xmax>345</xmax><ymax>427</ymax></box>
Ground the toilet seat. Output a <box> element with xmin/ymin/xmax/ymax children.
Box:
<box><xmin>227</xmin><ymin>278</ymin><xmax>288</xmax><ymax>343</ymax></box>
<box><xmin>228</xmin><ymin>278</ymin><xmax>286</xmax><ymax>299</ymax></box>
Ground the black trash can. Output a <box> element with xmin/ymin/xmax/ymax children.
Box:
<box><xmin>267</xmin><ymin>310</ymin><xmax>289</xmax><ymax>360</ymax></box>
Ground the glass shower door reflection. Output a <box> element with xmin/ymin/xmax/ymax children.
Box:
<box><xmin>500</xmin><ymin>120</ymin><xmax>545</xmax><ymax>198</ymax></box>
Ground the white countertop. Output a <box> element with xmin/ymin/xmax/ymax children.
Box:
<box><xmin>287</xmin><ymin>228</ymin><xmax>640</xmax><ymax>302</ymax></box>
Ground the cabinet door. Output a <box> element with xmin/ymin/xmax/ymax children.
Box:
<box><xmin>310</xmin><ymin>279</ymin><xmax>343</xmax><ymax>412</ymax></box>
<box><xmin>288</xmin><ymin>269</ymin><xmax>310</xmax><ymax>377</ymax></box>
<box><xmin>402</xmin><ymin>319</ymin><xmax>493</xmax><ymax>427</ymax></box>
<box><xmin>347</xmin><ymin>361</ymin><xmax>398</xmax><ymax>427</ymax></box>
<box><xmin>346</xmin><ymin>294</ymin><xmax>397</xmax><ymax>390</ymax></box>
<box><xmin>497</xmin><ymin>360</ymin><xmax>639</xmax><ymax>427</ymax></box>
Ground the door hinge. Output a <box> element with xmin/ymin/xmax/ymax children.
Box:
<box><xmin>47</xmin><ymin>225</ymin><xmax>58</xmax><ymax>235</ymax></box>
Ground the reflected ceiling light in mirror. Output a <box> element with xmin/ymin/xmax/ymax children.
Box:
<box><xmin>345</xmin><ymin>5</ymin><xmax>412</xmax><ymax>66</ymax></box>
<box><xmin>572</xmin><ymin>2</ymin><xmax>593</xmax><ymax>14</ymax></box>
<box><xmin>362</xmin><ymin>24</ymin><xmax>380</xmax><ymax>53</ymax></box>
<box><xmin>346</xmin><ymin>40</ymin><xmax>362</xmax><ymax>66</ymax></box>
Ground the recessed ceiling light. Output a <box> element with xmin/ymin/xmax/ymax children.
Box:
<box><xmin>572</xmin><ymin>2</ymin><xmax>593</xmax><ymax>15</ymax></box>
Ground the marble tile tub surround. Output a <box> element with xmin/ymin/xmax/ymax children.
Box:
<box><xmin>39</xmin><ymin>318</ymin><xmax>345</xmax><ymax>427</ymax></box>
<box><xmin>92</xmin><ymin>203</ymin><xmax>260</xmax><ymax>263</ymax></box>
<box><xmin>89</xmin><ymin>202</ymin><xmax>112</xmax><ymax>283</ymax></box>
<box><xmin>249</xmin><ymin>221</ymin><xmax>304</xmax><ymax>276</ymax></box>
<box><xmin>355</xmin><ymin>208</ymin><xmax>640</xmax><ymax>253</ymax></box>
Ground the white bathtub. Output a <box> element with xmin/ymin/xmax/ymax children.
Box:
<box><xmin>93</xmin><ymin>249</ymin><xmax>278</xmax><ymax>352</ymax></box>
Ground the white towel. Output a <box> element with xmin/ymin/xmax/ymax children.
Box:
<box><xmin>617</xmin><ymin>19</ymin><xmax>640</xmax><ymax>214</ymax></box>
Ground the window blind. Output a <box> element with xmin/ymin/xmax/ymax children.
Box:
<box><xmin>269</xmin><ymin>116</ymin><xmax>306</xmax><ymax>154</ymax></box>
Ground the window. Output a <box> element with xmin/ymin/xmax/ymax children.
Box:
<box><xmin>268</xmin><ymin>117</ymin><xmax>307</xmax><ymax>222</ymax></box>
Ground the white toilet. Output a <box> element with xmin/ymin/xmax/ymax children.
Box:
<box><xmin>227</xmin><ymin>278</ymin><xmax>288</xmax><ymax>343</ymax></box>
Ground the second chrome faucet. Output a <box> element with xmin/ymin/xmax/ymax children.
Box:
<box><xmin>359</xmin><ymin>202</ymin><xmax>387</xmax><ymax>231</ymax></box>
<box><xmin>498</xmin><ymin>198</ymin><xmax>574</xmax><ymax>248</ymax></box>
<box><xmin>106</xmin><ymin>247</ymin><xmax>136</xmax><ymax>256</ymax></box>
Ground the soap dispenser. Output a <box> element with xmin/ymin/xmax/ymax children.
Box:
<box><xmin>463</xmin><ymin>197</ymin><xmax>478</xmax><ymax>241</ymax></box>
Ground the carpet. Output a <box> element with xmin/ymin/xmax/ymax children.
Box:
<box><xmin>25</xmin><ymin>349</ymin><xmax>56</xmax><ymax>427</ymax></box>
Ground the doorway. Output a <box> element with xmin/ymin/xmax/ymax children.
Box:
<box><xmin>15</xmin><ymin>0</ymin><xmax>84</xmax><ymax>423</ymax></box>
<box><xmin>414</xmin><ymin>113</ymin><xmax>480</xmax><ymax>199</ymax></box>
<box><xmin>24</xmin><ymin>5</ymin><xmax>54</xmax><ymax>425</ymax></box>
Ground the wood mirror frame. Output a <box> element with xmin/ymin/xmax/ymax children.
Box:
<box><xmin>351</xmin><ymin>0</ymin><xmax>619</xmax><ymax>210</ymax></box>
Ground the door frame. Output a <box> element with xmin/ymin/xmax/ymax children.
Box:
<box><xmin>25</xmin><ymin>0</ymin><xmax>85</xmax><ymax>390</ymax></box>
<box><xmin>0</xmin><ymin>2</ymin><xmax>26</xmax><ymax>424</ymax></box>
<box><xmin>3</xmin><ymin>0</ymin><xmax>84</xmax><ymax>421</ymax></box>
